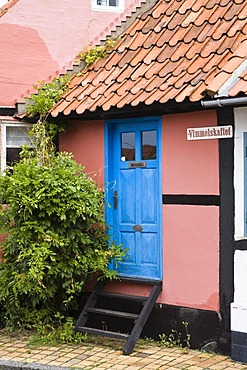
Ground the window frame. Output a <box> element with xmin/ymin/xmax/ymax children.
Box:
<box><xmin>1</xmin><ymin>122</ymin><xmax>32</xmax><ymax>172</ymax></box>
<box><xmin>91</xmin><ymin>0</ymin><xmax>124</xmax><ymax>12</ymax></box>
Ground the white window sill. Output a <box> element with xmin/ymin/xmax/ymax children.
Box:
<box><xmin>92</xmin><ymin>5</ymin><xmax>124</xmax><ymax>12</ymax></box>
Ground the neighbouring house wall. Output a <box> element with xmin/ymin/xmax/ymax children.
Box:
<box><xmin>59</xmin><ymin>120</ymin><xmax>105</xmax><ymax>189</ymax></box>
<box><xmin>233</xmin><ymin>107</ymin><xmax>247</xmax><ymax>305</ymax></box>
<box><xmin>0</xmin><ymin>0</ymin><xmax>144</xmax><ymax>106</ymax></box>
<box><xmin>232</xmin><ymin>107</ymin><xmax>247</xmax><ymax>328</ymax></box>
<box><xmin>234</xmin><ymin>107</ymin><xmax>247</xmax><ymax>240</ymax></box>
<box><xmin>0</xmin><ymin>24</ymin><xmax>59</xmax><ymax>107</ymax></box>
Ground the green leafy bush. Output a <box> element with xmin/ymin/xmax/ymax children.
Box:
<box><xmin>0</xmin><ymin>152</ymin><xmax>125</xmax><ymax>330</ymax></box>
<box><xmin>0</xmin><ymin>72</ymin><xmax>125</xmax><ymax>338</ymax></box>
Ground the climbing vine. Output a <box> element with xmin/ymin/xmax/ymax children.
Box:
<box><xmin>23</xmin><ymin>75</ymin><xmax>70</xmax><ymax>166</ymax></box>
<box><xmin>25</xmin><ymin>75</ymin><xmax>70</xmax><ymax>119</ymax></box>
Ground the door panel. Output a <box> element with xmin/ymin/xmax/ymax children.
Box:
<box><xmin>106</xmin><ymin>117</ymin><xmax>162</xmax><ymax>280</ymax></box>
<box><xmin>141</xmin><ymin>169</ymin><xmax>157</xmax><ymax>224</ymax></box>
<box><xmin>119</xmin><ymin>169</ymin><xmax>136</xmax><ymax>223</ymax></box>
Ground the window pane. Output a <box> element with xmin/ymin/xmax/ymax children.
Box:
<box><xmin>6</xmin><ymin>148</ymin><xmax>22</xmax><ymax>167</ymax></box>
<box><xmin>96</xmin><ymin>0</ymin><xmax>118</xmax><ymax>6</ymax></box>
<box><xmin>121</xmin><ymin>132</ymin><xmax>135</xmax><ymax>161</ymax></box>
<box><xmin>6</xmin><ymin>126</ymin><xmax>31</xmax><ymax>147</ymax></box>
<box><xmin>142</xmin><ymin>130</ymin><xmax>156</xmax><ymax>160</ymax></box>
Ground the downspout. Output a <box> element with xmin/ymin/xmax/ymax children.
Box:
<box><xmin>201</xmin><ymin>96</ymin><xmax>247</xmax><ymax>108</ymax></box>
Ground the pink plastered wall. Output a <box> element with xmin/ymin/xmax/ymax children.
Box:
<box><xmin>163</xmin><ymin>110</ymin><xmax>219</xmax><ymax>195</ymax></box>
<box><xmin>59</xmin><ymin>120</ymin><xmax>105</xmax><ymax>188</ymax></box>
<box><xmin>161</xmin><ymin>111</ymin><xmax>220</xmax><ymax>311</ymax></box>
<box><xmin>162</xmin><ymin>205</ymin><xmax>219</xmax><ymax>311</ymax></box>
<box><xmin>0</xmin><ymin>0</ymin><xmax>144</xmax><ymax>106</ymax></box>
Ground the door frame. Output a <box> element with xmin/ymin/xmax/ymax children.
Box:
<box><xmin>104</xmin><ymin>116</ymin><xmax>163</xmax><ymax>280</ymax></box>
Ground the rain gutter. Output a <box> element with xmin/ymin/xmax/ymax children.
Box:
<box><xmin>201</xmin><ymin>96</ymin><xmax>247</xmax><ymax>108</ymax></box>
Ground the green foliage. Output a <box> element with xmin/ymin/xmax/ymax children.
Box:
<box><xmin>21</xmin><ymin>119</ymin><xmax>67</xmax><ymax>167</ymax></box>
<box><xmin>0</xmin><ymin>152</ymin><xmax>125</xmax><ymax>331</ymax></box>
<box><xmin>76</xmin><ymin>39</ymin><xmax>116</xmax><ymax>67</ymax></box>
<box><xmin>159</xmin><ymin>322</ymin><xmax>191</xmax><ymax>349</ymax></box>
<box><xmin>25</xmin><ymin>75</ymin><xmax>70</xmax><ymax>119</ymax></box>
<box><xmin>23</xmin><ymin>75</ymin><xmax>70</xmax><ymax>167</ymax></box>
<box><xmin>29</xmin><ymin>317</ymin><xmax>87</xmax><ymax>346</ymax></box>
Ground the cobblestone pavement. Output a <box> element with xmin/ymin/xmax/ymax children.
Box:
<box><xmin>0</xmin><ymin>334</ymin><xmax>247</xmax><ymax>370</ymax></box>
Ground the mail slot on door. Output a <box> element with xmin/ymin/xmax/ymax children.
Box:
<box><xmin>129</xmin><ymin>162</ymin><xmax>147</xmax><ymax>168</ymax></box>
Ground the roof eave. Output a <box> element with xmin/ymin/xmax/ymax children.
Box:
<box><xmin>52</xmin><ymin>98</ymin><xmax>205</xmax><ymax>121</ymax></box>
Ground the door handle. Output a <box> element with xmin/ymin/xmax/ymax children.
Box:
<box><xmin>113</xmin><ymin>190</ymin><xmax>118</xmax><ymax>210</ymax></box>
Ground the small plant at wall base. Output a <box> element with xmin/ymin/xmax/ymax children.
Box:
<box><xmin>159</xmin><ymin>322</ymin><xmax>191</xmax><ymax>350</ymax></box>
<box><xmin>0</xmin><ymin>77</ymin><xmax>126</xmax><ymax>340</ymax></box>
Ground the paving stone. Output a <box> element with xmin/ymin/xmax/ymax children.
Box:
<box><xmin>2</xmin><ymin>336</ymin><xmax>247</xmax><ymax>370</ymax></box>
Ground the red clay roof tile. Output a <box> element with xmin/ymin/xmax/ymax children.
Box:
<box><xmin>222</xmin><ymin>55</ymin><xmax>244</xmax><ymax>73</ymax></box>
<box><xmin>241</xmin><ymin>71</ymin><xmax>247</xmax><ymax>81</ymax></box>
<box><xmin>51</xmin><ymin>0</ymin><xmax>247</xmax><ymax>117</ymax></box>
<box><xmin>228</xmin><ymin>78</ymin><xmax>247</xmax><ymax>96</ymax></box>
<box><xmin>117</xmin><ymin>90</ymin><xmax>135</xmax><ymax>108</ymax></box>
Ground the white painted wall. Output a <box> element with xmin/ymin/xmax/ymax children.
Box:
<box><xmin>231</xmin><ymin>250</ymin><xmax>247</xmax><ymax>332</ymax></box>
<box><xmin>234</xmin><ymin>250</ymin><xmax>247</xmax><ymax>303</ymax></box>
<box><xmin>234</xmin><ymin>107</ymin><xmax>247</xmax><ymax>240</ymax></box>
<box><xmin>232</xmin><ymin>109</ymin><xmax>247</xmax><ymax>332</ymax></box>
<box><xmin>231</xmin><ymin>303</ymin><xmax>247</xmax><ymax>333</ymax></box>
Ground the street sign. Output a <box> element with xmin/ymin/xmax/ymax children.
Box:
<box><xmin>187</xmin><ymin>125</ymin><xmax>233</xmax><ymax>140</ymax></box>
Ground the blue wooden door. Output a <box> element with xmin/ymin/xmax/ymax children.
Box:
<box><xmin>106</xmin><ymin>117</ymin><xmax>162</xmax><ymax>280</ymax></box>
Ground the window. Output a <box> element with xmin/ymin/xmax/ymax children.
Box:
<box><xmin>1</xmin><ymin>122</ymin><xmax>32</xmax><ymax>172</ymax></box>
<box><xmin>121</xmin><ymin>132</ymin><xmax>135</xmax><ymax>161</ymax></box>
<box><xmin>234</xmin><ymin>108</ymin><xmax>247</xmax><ymax>239</ymax></box>
<box><xmin>92</xmin><ymin>0</ymin><xmax>124</xmax><ymax>12</ymax></box>
<box><xmin>142</xmin><ymin>130</ymin><xmax>157</xmax><ymax>160</ymax></box>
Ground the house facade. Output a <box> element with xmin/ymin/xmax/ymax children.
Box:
<box><xmin>50</xmin><ymin>0</ymin><xmax>247</xmax><ymax>357</ymax></box>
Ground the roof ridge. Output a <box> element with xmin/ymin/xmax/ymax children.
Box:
<box><xmin>93</xmin><ymin>0</ymin><xmax>158</xmax><ymax>46</ymax></box>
